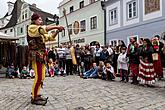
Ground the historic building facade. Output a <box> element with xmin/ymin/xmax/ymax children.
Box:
<box><xmin>0</xmin><ymin>0</ymin><xmax>56</xmax><ymax>46</ymax></box>
<box><xmin>105</xmin><ymin>0</ymin><xmax>165</xmax><ymax>46</ymax></box>
<box><xmin>58</xmin><ymin>0</ymin><xmax>105</xmax><ymax>45</ymax></box>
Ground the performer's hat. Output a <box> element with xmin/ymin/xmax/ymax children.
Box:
<box><xmin>31</xmin><ymin>13</ymin><xmax>41</xmax><ymax>21</ymax></box>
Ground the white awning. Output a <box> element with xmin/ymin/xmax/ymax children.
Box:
<box><xmin>0</xmin><ymin>32</ymin><xmax>19</xmax><ymax>40</ymax></box>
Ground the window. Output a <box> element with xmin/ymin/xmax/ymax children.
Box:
<box><xmin>10</xmin><ymin>29</ymin><xmax>13</xmax><ymax>32</ymax></box>
<box><xmin>22</xmin><ymin>12</ymin><xmax>24</xmax><ymax>20</ymax></box>
<box><xmin>80</xmin><ymin>1</ymin><xmax>84</xmax><ymax>9</ymax></box>
<box><xmin>68</xmin><ymin>24</ymin><xmax>72</xmax><ymax>35</ymax></box>
<box><xmin>90</xmin><ymin>0</ymin><xmax>95</xmax><ymax>4</ymax></box>
<box><xmin>127</xmin><ymin>1</ymin><xmax>138</xmax><ymax>19</ymax></box>
<box><xmin>25</xmin><ymin>10</ymin><xmax>28</xmax><ymax>19</ymax></box>
<box><xmin>109</xmin><ymin>8</ymin><xmax>117</xmax><ymax>25</ymax></box>
<box><xmin>145</xmin><ymin>0</ymin><xmax>160</xmax><ymax>14</ymax></box>
<box><xmin>62</xmin><ymin>29</ymin><xmax>65</xmax><ymax>37</ymax></box>
<box><xmin>70</xmin><ymin>6</ymin><xmax>74</xmax><ymax>13</ymax></box>
<box><xmin>90</xmin><ymin>16</ymin><xmax>97</xmax><ymax>30</ymax></box>
<box><xmin>80</xmin><ymin>20</ymin><xmax>86</xmax><ymax>32</ymax></box>
<box><xmin>21</xmin><ymin>27</ymin><xmax>23</xmax><ymax>33</ymax></box>
<box><xmin>5</xmin><ymin>30</ymin><xmax>7</xmax><ymax>33</ymax></box>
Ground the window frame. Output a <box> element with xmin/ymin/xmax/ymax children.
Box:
<box><xmin>80</xmin><ymin>20</ymin><xmax>86</xmax><ymax>32</ymax></box>
<box><xmin>80</xmin><ymin>1</ymin><xmax>84</xmax><ymax>9</ymax></box>
<box><xmin>90</xmin><ymin>16</ymin><xmax>97</xmax><ymax>30</ymax></box>
<box><xmin>127</xmin><ymin>0</ymin><xmax>138</xmax><ymax>20</ymax></box>
<box><xmin>70</xmin><ymin>6</ymin><xmax>74</xmax><ymax>13</ymax></box>
<box><xmin>109</xmin><ymin>8</ymin><xmax>118</xmax><ymax>26</ymax></box>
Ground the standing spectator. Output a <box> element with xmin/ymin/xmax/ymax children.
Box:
<box><xmin>48</xmin><ymin>47</ymin><xmax>56</xmax><ymax>62</ymax></box>
<box><xmin>94</xmin><ymin>44</ymin><xmax>102</xmax><ymax>66</ymax></box>
<box><xmin>75</xmin><ymin>44</ymin><xmax>81</xmax><ymax>74</ymax></box>
<box><xmin>58</xmin><ymin>44</ymin><xmax>66</xmax><ymax>71</ymax></box>
<box><xmin>152</xmin><ymin>37</ymin><xmax>163</xmax><ymax>80</ymax></box>
<box><xmin>65</xmin><ymin>45</ymin><xmax>73</xmax><ymax>75</ymax></box>
<box><xmin>100</xmin><ymin>46</ymin><xmax>109</xmax><ymax>63</ymax></box>
<box><xmin>153</xmin><ymin>35</ymin><xmax>164</xmax><ymax>79</ymax></box>
<box><xmin>118</xmin><ymin>47</ymin><xmax>129</xmax><ymax>82</ymax></box>
<box><xmin>107</xmin><ymin>44</ymin><xmax>113</xmax><ymax>64</ymax></box>
<box><xmin>79</xmin><ymin>62</ymin><xmax>85</xmax><ymax>78</ymax></box>
<box><xmin>127</xmin><ymin>38</ymin><xmax>139</xmax><ymax>84</ymax></box>
<box><xmin>138</xmin><ymin>39</ymin><xmax>156</xmax><ymax>86</ymax></box>
<box><xmin>111</xmin><ymin>46</ymin><xmax>119</xmax><ymax>74</ymax></box>
<box><xmin>84</xmin><ymin>44</ymin><xmax>93</xmax><ymax>71</ymax></box>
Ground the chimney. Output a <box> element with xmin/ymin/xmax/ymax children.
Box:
<box><xmin>7</xmin><ymin>1</ymin><xmax>14</xmax><ymax>15</ymax></box>
<box><xmin>32</xmin><ymin>3</ymin><xmax>36</xmax><ymax>8</ymax></box>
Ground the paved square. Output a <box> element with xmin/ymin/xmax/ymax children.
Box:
<box><xmin>0</xmin><ymin>76</ymin><xmax>165</xmax><ymax>110</ymax></box>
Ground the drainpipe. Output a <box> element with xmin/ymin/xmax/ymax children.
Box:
<box><xmin>101</xmin><ymin>1</ymin><xmax>106</xmax><ymax>46</ymax></box>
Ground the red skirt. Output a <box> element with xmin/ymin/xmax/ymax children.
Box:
<box><xmin>138</xmin><ymin>59</ymin><xmax>156</xmax><ymax>85</ymax></box>
<box><xmin>153</xmin><ymin>54</ymin><xmax>163</xmax><ymax>78</ymax></box>
<box><xmin>130</xmin><ymin>63</ymin><xmax>139</xmax><ymax>76</ymax></box>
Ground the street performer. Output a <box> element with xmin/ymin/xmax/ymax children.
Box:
<box><xmin>27</xmin><ymin>13</ymin><xmax>64</xmax><ymax>105</ymax></box>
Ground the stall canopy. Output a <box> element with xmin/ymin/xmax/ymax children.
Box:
<box><xmin>0</xmin><ymin>32</ymin><xmax>19</xmax><ymax>40</ymax></box>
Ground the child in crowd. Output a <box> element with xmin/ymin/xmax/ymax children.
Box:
<box><xmin>54</xmin><ymin>62</ymin><xmax>60</xmax><ymax>76</ymax></box>
<box><xmin>79</xmin><ymin>62</ymin><xmax>85</xmax><ymax>78</ymax></box>
<box><xmin>7</xmin><ymin>64</ymin><xmax>18</xmax><ymax>79</ymax></box>
<box><xmin>20</xmin><ymin>66</ymin><xmax>29</xmax><ymax>79</ymax></box>
<box><xmin>83</xmin><ymin>63</ymin><xmax>98</xmax><ymax>79</ymax></box>
<box><xmin>117</xmin><ymin>47</ymin><xmax>129</xmax><ymax>82</ymax></box>
<box><xmin>105</xmin><ymin>63</ymin><xmax>115</xmax><ymax>81</ymax></box>
<box><xmin>29</xmin><ymin>68</ymin><xmax>35</xmax><ymax>78</ymax></box>
<box><xmin>97</xmin><ymin>61</ymin><xmax>106</xmax><ymax>80</ymax></box>
<box><xmin>48</xmin><ymin>58</ymin><xmax>55</xmax><ymax>77</ymax></box>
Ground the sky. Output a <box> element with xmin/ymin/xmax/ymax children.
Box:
<box><xmin>0</xmin><ymin>0</ymin><xmax>62</xmax><ymax>18</ymax></box>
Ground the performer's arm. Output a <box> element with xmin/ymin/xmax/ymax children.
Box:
<box><xmin>45</xmin><ymin>25</ymin><xmax>64</xmax><ymax>32</ymax></box>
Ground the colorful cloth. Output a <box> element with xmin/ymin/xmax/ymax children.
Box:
<box><xmin>138</xmin><ymin>59</ymin><xmax>156</xmax><ymax>85</ymax></box>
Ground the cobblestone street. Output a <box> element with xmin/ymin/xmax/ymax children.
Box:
<box><xmin>0</xmin><ymin>76</ymin><xmax>165</xmax><ymax>110</ymax></box>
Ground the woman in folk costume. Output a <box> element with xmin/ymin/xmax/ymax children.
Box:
<box><xmin>27</xmin><ymin>13</ymin><xmax>64</xmax><ymax>105</ymax></box>
<box><xmin>152</xmin><ymin>37</ymin><xmax>163</xmax><ymax>80</ymax></box>
<box><xmin>138</xmin><ymin>39</ymin><xmax>156</xmax><ymax>86</ymax></box>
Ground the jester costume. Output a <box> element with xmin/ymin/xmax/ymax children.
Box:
<box><xmin>27</xmin><ymin>13</ymin><xmax>61</xmax><ymax>105</ymax></box>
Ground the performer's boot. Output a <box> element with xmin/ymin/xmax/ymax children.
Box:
<box><xmin>37</xmin><ymin>95</ymin><xmax>48</xmax><ymax>101</ymax></box>
<box><xmin>31</xmin><ymin>97</ymin><xmax>47</xmax><ymax>106</ymax></box>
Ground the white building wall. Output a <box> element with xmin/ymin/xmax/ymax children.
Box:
<box><xmin>106</xmin><ymin>1</ymin><xmax>121</xmax><ymax>31</ymax></box>
<box><xmin>123</xmin><ymin>0</ymin><xmax>140</xmax><ymax>26</ymax></box>
<box><xmin>142</xmin><ymin>0</ymin><xmax>163</xmax><ymax>21</ymax></box>
<box><xmin>59</xmin><ymin>0</ymin><xmax>104</xmax><ymax>45</ymax></box>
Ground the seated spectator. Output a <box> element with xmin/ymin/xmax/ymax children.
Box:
<box><xmin>54</xmin><ymin>62</ymin><xmax>60</xmax><ymax>76</ymax></box>
<box><xmin>79</xmin><ymin>62</ymin><xmax>85</xmax><ymax>78</ymax></box>
<box><xmin>29</xmin><ymin>68</ymin><xmax>35</xmax><ymax>78</ymax></box>
<box><xmin>105</xmin><ymin>63</ymin><xmax>115</xmax><ymax>81</ymax></box>
<box><xmin>20</xmin><ymin>66</ymin><xmax>29</xmax><ymax>79</ymax></box>
<box><xmin>83</xmin><ymin>63</ymin><xmax>98</xmax><ymax>79</ymax></box>
<box><xmin>7</xmin><ymin>64</ymin><xmax>18</xmax><ymax>79</ymax></box>
<box><xmin>97</xmin><ymin>61</ymin><xmax>106</xmax><ymax>80</ymax></box>
<box><xmin>0</xmin><ymin>64</ymin><xmax>7</xmax><ymax>78</ymax></box>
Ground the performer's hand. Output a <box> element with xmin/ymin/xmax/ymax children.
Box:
<box><xmin>58</xmin><ymin>26</ymin><xmax>64</xmax><ymax>32</ymax></box>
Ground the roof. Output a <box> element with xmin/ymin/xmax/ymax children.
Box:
<box><xmin>0</xmin><ymin>0</ymin><xmax>55</xmax><ymax>30</ymax></box>
<box><xmin>29</xmin><ymin>5</ymin><xmax>54</xmax><ymax>25</ymax></box>
<box><xmin>0</xmin><ymin>0</ymin><xmax>23</xmax><ymax>30</ymax></box>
